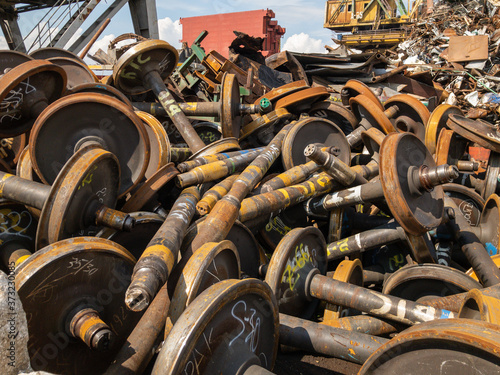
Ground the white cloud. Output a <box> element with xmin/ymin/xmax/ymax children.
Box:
<box><xmin>82</xmin><ymin>33</ymin><xmax>115</xmax><ymax>64</ymax></box>
<box><xmin>282</xmin><ymin>33</ymin><xmax>326</xmax><ymax>53</ymax></box>
<box><xmin>88</xmin><ymin>33</ymin><xmax>116</xmax><ymax>55</ymax></box>
<box><xmin>0</xmin><ymin>35</ymin><xmax>8</xmax><ymax>49</ymax></box>
<box><xmin>158</xmin><ymin>17</ymin><xmax>182</xmax><ymax>48</ymax></box>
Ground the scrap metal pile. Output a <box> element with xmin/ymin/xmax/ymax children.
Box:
<box><xmin>1</xmin><ymin>25</ymin><xmax>500</xmax><ymax>375</ymax></box>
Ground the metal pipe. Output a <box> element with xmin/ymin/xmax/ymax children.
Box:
<box><xmin>105</xmin><ymin>284</ymin><xmax>170</xmax><ymax>375</ymax></box>
<box><xmin>445</xmin><ymin>196</ymin><xmax>500</xmax><ymax>287</ymax></box>
<box><xmin>177</xmin><ymin>148</ymin><xmax>264</xmax><ymax>173</ymax></box>
<box><xmin>327</xmin><ymin>222</ymin><xmax>406</xmax><ymax>261</ymax></box>
<box><xmin>304</xmin><ymin>144</ymin><xmax>367</xmax><ymax>186</ymax></box>
<box><xmin>240</xmin><ymin>163</ymin><xmax>377</xmax><ymax>223</ymax></box>
<box><xmin>279</xmin><ymin>313</ymin><xmax>388</xmax><ymax>364</ymax></box>
<box><xmin>257</xmin><ymin>161</ymin><xmax>320</xmax><ymax>194</ymax></box>
<box><xmin>0</xmin><ymin>172</ymin><xmax>51</xmax><ymax>209</ymax></box>
<box><xmin>79</xmin><ymin>18</ymin><xmax>111</xmax><ymax>59</ymax></box>
<box><xmin>321</xmin><ymin>315</ymin><xmax>400</xmax><ymax>336</ymax></box>
<box><xmin>176</xmin><ymin>150</ymin><xmax>260</xmax><ymax>188</ymax></box>
<box><xmin>309</xmin><ymin>272</ymin><xmax>456</xmax><ymax>325</ymax></box>
<box><xmin>125</xmin><ymin>186</ymin><xmax>200</xmax><ymax>312</ymax></box>
<box><xmin>197</xmin><ymin>174</ymin><xmax>239</xmax><ymax>216</ymax></box>
<box><xmin>144</xmin><ymin>70</ymin><xmax>206</xmax><ymax>152</ymax></box>
<box><xmin>185</xmin><ymin>124</ymin><xmax>294</xmax><ymax>255</ymax></box>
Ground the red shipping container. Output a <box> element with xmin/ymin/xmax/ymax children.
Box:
<box><xmin>180</xmin><ymin>9</ymin><xmax>285</xmax><ymax>58</ymax></box>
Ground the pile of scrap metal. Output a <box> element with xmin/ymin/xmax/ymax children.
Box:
<box><xmin>376</xmin><ymin>0</ymin><xmax>500</xmax><ymax>121</ymax></box>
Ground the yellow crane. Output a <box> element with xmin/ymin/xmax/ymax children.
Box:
<box><xmin>324</xmin><ymin>0</ymin><xmax>424</xmax><ymax>48</ymax></box>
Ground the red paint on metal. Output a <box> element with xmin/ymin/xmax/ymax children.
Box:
<box><xmin>180</xmin><ymin>9</ymin><xmax>285</xmax><ymax>58</ymax></box>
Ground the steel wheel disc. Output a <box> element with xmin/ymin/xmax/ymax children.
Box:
<box><xmin>121</xmin><ymin>163</ymin><xmax>178</xmax><ymax>213</ymax></box>
<box><xmin>447</xmin><ymin>114</ymin><xmax>500</xmax><ymax>153</ymax></box>
<box><xmin>113</xmin><ymin>39</ymin><xmax>179</xmax><ymax>95</ymax></box>
<box><xmin>0</xmin><ymin>132</ymin><xmax>26</xmax><ymax>167</ymax></box>
<box><xmin>152</xmin><ymin>278</ymin><xmax>279</xmax><ymax>375</ymax></box>
<box><xmin>0</xmin><ymin>60</ymin><xmax>66</xmax><ymax>137</ymax></box>
<box><xmin>188</xmin><ymin>137</ymin><xmax>240</xmax><ymax>159</ymax></box>
<box><xmin>360</xmin><ymin>127</ymin><xmax>385</xmax><ymax>163</ymax></box>
<box><xmin>220</xmin><ymin>73</ymin><xmax>242</xmax><ymax>138</ymax></box>
<box><xmin>16</xmin><ymin>237</ymin><xmax>140</xmax><ymax>375</ymax></box>
<box><xmin>380</xmin><ymin>132</ymin><xmax>444</xmax><ymax>235</ymax></box>
<box><xmin>342</xmin><ymin>79</ymin><xmax>383</xmax><ymax>109</ymax></box>
<box><xmin>382</xmin><ymin>263</ymin><xmax>481</xmax><ymax>302</ymax></box>
<box><xmin>136</xmin><ymin>110</ymin><xmax>170</xmax><ymax>178</ymax></box>
<box><xmin>47</xmin><ymin>57</ymin><xmax>97</xmax><ymax>89</ymax></box>
<box><xmin>394</xmin><ymin>115</ymin><xmax>425</xmax><ymax>141</ymax></box>
<box><xmin>281</xmin><ymin>117</ymin><xmax>351</xmax><ymax>170</ymax></box>
<box><xmin>253</xmin><ymin>79</ymin><xmax>309</xmax><ymax>105</ymax></box>
<box><xmin>435</xmin><ymin>128</ymin><xmax>469</xmax><ymax>167</ymax></box>
<box><xmin>239</xmin><ymin>108</ymin><xmax>293</xmax><ymax>140</ymax></box>
<box><xmin>265</xmin><ymin>226</ymin><xmax>327</xmax><ymax>319</ymax></box>
<box><xmin>193</xmin><ymin>121</ymin><xmax>222</xmax><ymax>144</ymax></box>
<box><xmin>477</xmin><ymin>194</ymin><xmax>500</xmax><ymax>248</ymax></box>
<box><xmin>181</xmin><ymin>217</ymin><xmax>264</xmax><ymax>279</ymax></box>
<box><xmin>16</xmin><ymin>146</ymin><xmax>41</xmax><ymax>217</ymax></box>
<box><xmin>36</xmin><ymin>146</ymin><xmax>120</xmax><ymax>249</ymax></box>
<box><xmin>30</xmin><ymin>47</ymin><xmax>86</xmax><ymax>65</ymax></box>
<box><xmin>97</xmin><ymin>211</ymin><xmax>164</xmax><ymax>259</ymax></box>
<box><xmin>275</xmin><ymin>86</ymin><xmax>330</xmax><ymax>114</ymax></box>
<box><xmin>0</xmin><ymin>50</ymin><xmax>33</xmax><ymax>72</ymax></box>
<box><xmin>350</xmin><ymin>94</ymin><xmax>396</xmax><ymax>134</ymax></box>
<box><xmin>384</xmin><ymin>94</ymin><xmax>430</xmax><ymax>126</ymax></box>
<box><xmin>359</xmin><ymin>319</ymin><xmax>500</xmax><ymax>375</ymax></box>
<box><xmin>0</xmin><ymin>201</ymin><xmax>37</xmax><ymax>268</ymax></box>
<box><xmin>30</xmin><ymin>92</ymin><xmax>150</xmax><ymax>197</ymax></box>
<box><xmin>482</xmin><ymin>152</ymin><xmax>500</xmax><ymax>199</ymax></box>
<box><xmin>66</xmin><ymin>82</ymin><xmax>133</xmax><ymax>108</ymax></box>
<box><xmin>324</xmin><ymin>259</ymin><xmax>363</xmax><ymax>320</ymax></box>
<box><xmin>166</xmin><ymin>240</ymin><xmax>240</xmax><ymax>334</ymax></box>
<box><xmin>425</xmin><ymin>104</ymin><xmax>463</xmax><ymax>154</ymax></box>
<box><xmin>443</xmin><ymin>183</ymin><xmax>484</xmax><ymax>227</ymax></box>
<box><xmin>458</xmin><ymin>287</ymin><xmax>500</xmax><ymax>325</ymax></box>
<box><xmin>404</xmin><ymin>232</ymin><xmax>435</xmax><ymax>263</ymax></box>
<box><xmin>308</xmin><ymin>100</ymin><xmax>358</xmax><ymax>136</ymax></box>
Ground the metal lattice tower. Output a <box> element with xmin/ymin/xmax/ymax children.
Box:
<box><xmin>0</xmin><ymin>0</ymin><xmax>158</xmax><ymax>53</ymax></box>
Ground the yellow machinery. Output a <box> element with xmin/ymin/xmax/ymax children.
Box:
<box><xmin>324</xmin><ymin>0</ymin><xmax>424</xmax><ymax>47</ymax></box>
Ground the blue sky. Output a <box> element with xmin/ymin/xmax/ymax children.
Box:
<box><xmin>9</xmin><ymin>0</ymin><xmax>336</xmax><ymax>56</ymax></box>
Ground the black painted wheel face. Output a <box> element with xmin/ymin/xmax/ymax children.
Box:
<box><xmin>388</xmin><ymin>279</ymin><xmax>471</xmax><ymax>302</ymax></box>
<box><xmin>47</xmin><ymin>57</ymin><xmax>95</xmax><ymax>89</ymax></box>
<box><xmin>366</xmin><ymin>341</ymin><xmax>500</xmax><ymax>375</ymax></box>
<box><xmin>30</xmin><ymin>47</ymin><xmax>85</xmax><ymax>64</ymax></box>
<box><xmin>66</xmin><ymin>83</ymin><xmax>133</xmax><ymax>108</ymax></box>
<box><xmin>480</xmin><ymin>196</ymin><xmax>500</xmax><ymax>248</ymax></box>
<box><xmin>32</xmin><ymin>99</ymin><xmax>147</xmax><ymax>196</ymax></box>
<box><xmin>114</xmin><ymin>44</ymin><xmax>178</xmax><ymax>94</ymax></box>
<box><xmin>154</xmin><ymin>279</ymin><xmax>278</xmax><ymax>374</ymax></box>
<box><xmin>282</xmin><ymin>118</ymin><xmax>350</xmax><ymax>170</ymax></box>
<box><xmin>0</xmin><ymin>201</ymin><xmax>37</xmax><ymax>258</ymax></box>
<box><xmin>16</xmin><ymin>238</ymin><xmax>140</xmax><ymax>375</ymax></box>
<box><xmin>35</xmin><ymin>147</ymin><xmax>120</xmax><ymax>249</ymax></box>
<box><xmin>191</xmin><ymin>293</ymin><xmax>275</xmax><ymax>373</ymax></box>
<box><xmin>194</xmin><ymin>121</ymin><xmax>222</xmax><ymax>144</ymax></box>
<box><xmin>0</xmin><ymin>50</ymin><xmax>32</xmax><ymax>72</ymax></box>
<box><xmin>266</xmin><ymin>227</ymin><xmax>327</xmax><ymax>319</ymax></box>
<box><xmin>308</xmin><ymin>101</ymin><xmax>358</xmax><ymax>136</ymax></box>
<box><xmin>98</xmin><ymin>214</ymin><xmax>163</xmax><ymax>259</ymax></box>
<box><xmin>443</xmin><ymin>185</ymin><xmax>483</xmax><ymax>227</ymax></box>
<box><xmin>0</xmin><ymin>66</ymin><xmax>65</xmax><ymax>137</ymax></box>
<box><xmin>381</xmin><ymin>132</ymin><xmax>444</xmax><ymax>234</ymax></box>
<box><xmin>225</xmin><ymin>221</ymin><xmax>262</xmax><ymax>278</ymax></box>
